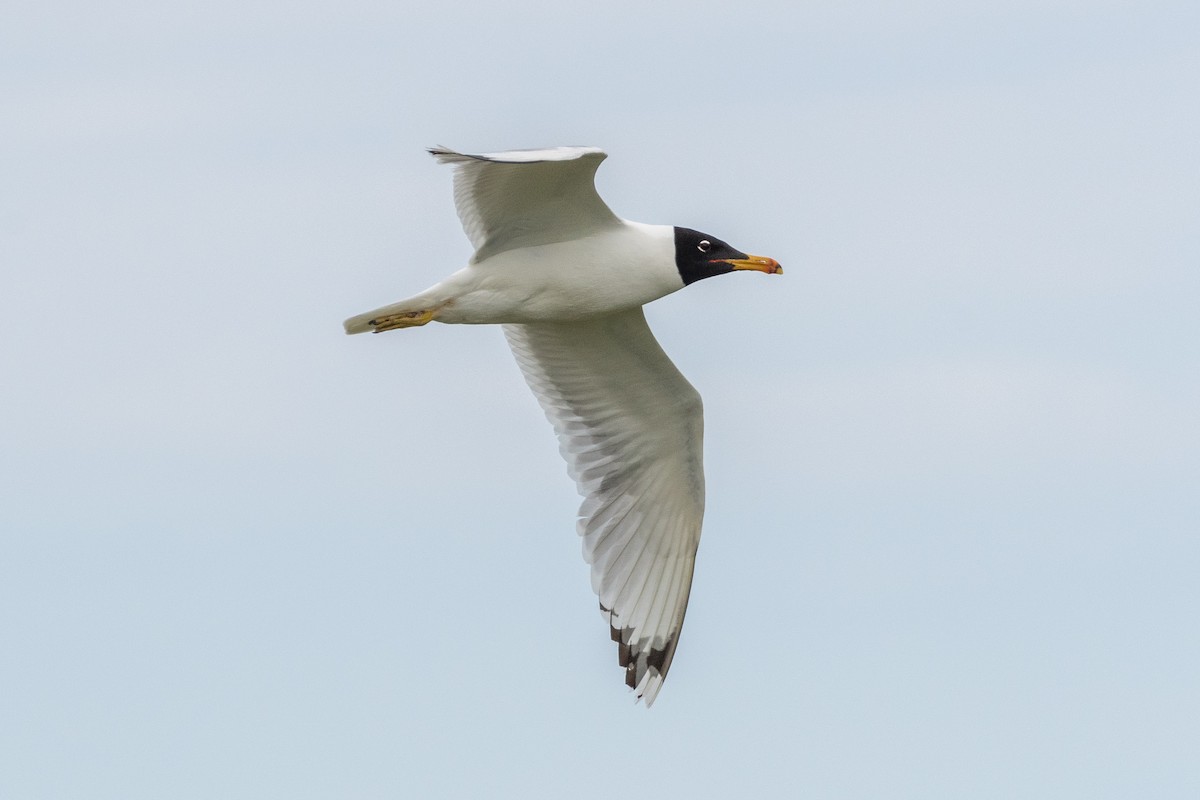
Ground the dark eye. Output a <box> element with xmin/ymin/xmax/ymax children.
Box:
<box><xmin>697</xmin><ymin>240</ymin><xmax>712</xmax><ymax>253</ymax></box>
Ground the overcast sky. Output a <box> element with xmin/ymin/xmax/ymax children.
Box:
<box><xmin>3</xmin><ymin>1</ymin><xmax>1198</xmax><ymax>797</ymax></box>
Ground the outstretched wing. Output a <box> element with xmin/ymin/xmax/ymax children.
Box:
<box><xmin>504</xmin><ymin>308</ymin><xmax>705</xmax><ymax>706</ymax></box>
<box><xmin>429</xmin><ymin>146</ymin><xmax>622</xmax><ymax>262</ymax></box>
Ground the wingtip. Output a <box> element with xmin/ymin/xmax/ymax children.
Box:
<box><xmin>632</xmin><ymin>671</ymin><xmax>664</xmax><ymax>707</ymax></box>
<box><xmin>428</xmin><ymin>145</ymin><xmax>468</xmax><ymax>164</ymax></box>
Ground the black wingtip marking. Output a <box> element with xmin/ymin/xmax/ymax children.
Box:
<box><xmin>602</xmin><ymin>604</ymin><xmax>680</xmax><ymax>699</ymax></box>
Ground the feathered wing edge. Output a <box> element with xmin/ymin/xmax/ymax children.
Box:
<box><xmin>428</xmin><ymin>145</ymin><xmax>607</xmax><ymax>164</ymax></box>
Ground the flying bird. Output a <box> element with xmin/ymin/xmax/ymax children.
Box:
<box><xmin>344</xmin><ymin>146</ymin><xmax>781</xmax><ymax>705</ymax></box>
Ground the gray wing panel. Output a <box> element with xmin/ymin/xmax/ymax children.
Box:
<box><xmin>430</xmin><ymin>147</ymin><xmax>622</xmax><ymax>262</ymax></box>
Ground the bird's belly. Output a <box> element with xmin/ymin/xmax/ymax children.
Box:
<box><xmin>441</xmin><ymin>280</ymin><xmax>646</xmax><ymax>324</ymax></box>
<box><xmin>437</xmin><ymin>235</ymin><xmax>682</xmax><ymax>324</ymax></box>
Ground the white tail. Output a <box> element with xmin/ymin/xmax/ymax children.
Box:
<box><xmin>343</xmin><ymin>309</ymin><xmax>380</xmax><ymax>335</ymax></box>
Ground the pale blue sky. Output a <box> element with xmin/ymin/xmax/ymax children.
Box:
<box><xmin>3</xmin><ymin>1</ymin><xmax>1198</xmax><ymax>797</ymax></box>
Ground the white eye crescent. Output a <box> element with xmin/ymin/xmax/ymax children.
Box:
<box><xmin>697</xmin><ymin>240</ymin><xmax>712</xmax><ymax>253</ymax></box>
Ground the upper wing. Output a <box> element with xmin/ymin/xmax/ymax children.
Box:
<box><xmin>429</xmin><ymin>146</ymin><xmax>622</xmax><ymax>263</ymax></box>
<box><xmin>504</xmin><ymin>309</ymin><xmax>705</xmax><ymax>706</ymax></box>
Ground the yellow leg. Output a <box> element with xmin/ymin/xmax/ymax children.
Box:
<box><xmin>370</xmin><ymin>308</ymin><xmax>436</xmax><ymax>333</ymax></box>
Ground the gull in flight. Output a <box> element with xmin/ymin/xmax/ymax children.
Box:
<box><xmin>345</xmin><ymin>146</ymin><xmax>781</xmax><ymax>705</ymax></box>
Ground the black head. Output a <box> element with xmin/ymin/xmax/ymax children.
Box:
<box><xmin>673</xmin><ymin>227</ymin><xmax>782</xmax><ymax>286</ymax></box>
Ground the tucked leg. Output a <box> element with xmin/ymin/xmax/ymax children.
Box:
<box><xmin>369</xmin><ymin>308</ymin><xmax>436</xmax><ymax>332</ymax></box>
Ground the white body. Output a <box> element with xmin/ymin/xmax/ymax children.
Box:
<box><xmin>346</xmin><ymin>221</ymin><xmax>681</xmax><ymax>330</ymax></box>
